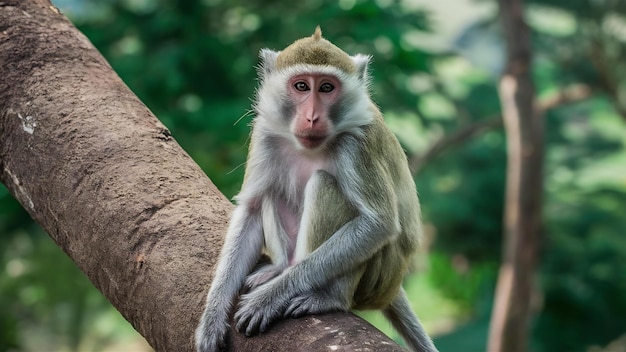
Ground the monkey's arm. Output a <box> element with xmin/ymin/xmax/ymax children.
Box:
<box><xmin>245</xmin><ymin>196</ymin><xmax>290</xmax><ymax>289</ymax></box>
<box><xmin>195</xmin><ymin>204</ymin><xmax>264</xmax><ymax>352</ymax></box>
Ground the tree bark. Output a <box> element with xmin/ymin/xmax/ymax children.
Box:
<box><xmin>0</xmin><ymin>1</ymin><xmax>405</xmax><ymax>351</ymax></box>
<box><xmin>487</xmin><ymin>1</ymin><xmax>543</xmax><ymax>352</ymax></box>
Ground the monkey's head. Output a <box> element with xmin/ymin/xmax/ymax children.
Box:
<box><xmin>254</xmin><ymin>27</ymin><xmax>373</xmax><ymax>152</ymax></box>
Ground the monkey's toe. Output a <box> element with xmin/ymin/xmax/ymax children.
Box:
<box><xmin>285</xmin><ymin>293</ymin><xmax>346</xmax><ymax>318</ymax></box>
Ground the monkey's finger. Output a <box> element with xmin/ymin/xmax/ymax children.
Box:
<box><xmin>235</xmin><ymin>307</ymin><xmax>259</xmax><ymax>336</ymax></box>
<box><xmin>284</xmin><ymin>295</ymin><xmax>308</xmax><ymax>318</ymax></box>
<box><xmin>234</xmin><ymin>312</ymin><xmax>249</xmax><ymax>333</ymax></box>
<box><xmin>244</xmin><ymin>314</ymin><xmax>262</xmax><ymax>337</ymax></box>
<box><xmin>242</xmin><ymin>307</ymin><xmax>277</xmax><ymax>337</ymax></box>
<box><xmin>288</xmin><ymin>305</ymin><xmax>308</xmax><ymax>318</ymax></box>
<box><xmin>257</xmin><ymin>313</ymin><xmax>276</xmax><ymax>334</ymax></box>
<box><xmin>284</xmin><ymin>304</ymin><xmax>295</xmax><ymax>318</ymax></box>
<box><xmin>287</xmin><ymin>306</ymin><xmax>301</xmax><ymax>318</ymax></box>
<box><xmin>284</xmin><ymin>299</ymin><xmax>302</xmax><ymax>317</ymax></box>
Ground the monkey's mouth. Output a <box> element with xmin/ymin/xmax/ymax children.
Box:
<box><xmin>297</xmin><ymin>134</ymin><xmax>327</xmax><ymax>149</ymax></box>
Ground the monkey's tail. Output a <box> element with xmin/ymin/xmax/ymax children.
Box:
<box><xmin>383</xmin><ymin>288</ymin><xmax>439</xmax><ymax>352</ymax></box>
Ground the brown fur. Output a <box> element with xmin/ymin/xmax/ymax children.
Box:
<box><xmin>304</xmin><ymin>105</ymin><xmax>420</xmax><ymax>310</ymax></box>
<box><xmin>352</xmin><ymin>107</ymin><xmax>421</xmax><ymax>308</ymax></box>
<box><xmin>275</xmin><ymin>26</ymin><xmax>357</xmax><ymax>74</ymax></box>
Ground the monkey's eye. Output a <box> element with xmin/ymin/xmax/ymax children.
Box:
<box><xmin>294</xmin><ymin>82</ymin><xmax>310</xmax><ymax>91</ymax></box>
<box><xmin>319</xmin><ymin>83</ymin><xmax>335</xmax><ymax>93</ymax></box>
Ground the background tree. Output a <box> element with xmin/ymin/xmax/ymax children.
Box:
<box><xmin>488</xmin><ymin>0</ymin><xmax>542</xmax><ymax>351</ymax></box>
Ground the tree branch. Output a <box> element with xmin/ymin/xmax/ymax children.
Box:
<box><xmin>409</xmin><ymin>83</ymin><xmax>595</xmax><ymax>174</ymax></box>
<box><xmin>409</xmin><ymin>118</ymin><xmax>501</xmax><ymax>173</ymax></box>
<box><xmin>0</xmin><ymin>1</ymin><xmax>405</xmax><ymax>351</ymax></box>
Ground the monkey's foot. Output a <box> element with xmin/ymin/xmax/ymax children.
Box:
<box><xmin>244</xmin><ymin>263</ymin><xmax>286</xmax><ymax>289</ymax></box>
<box><xmin>235</xmin><ymin>286</ymin><xmax>289</xmax><ymax>336</ymax></box>
<box><xmin>284</xmin><ymin>291</ymin><xmax>348</xmax><ymax>318</ymax></box>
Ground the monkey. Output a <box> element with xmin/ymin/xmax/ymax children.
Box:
<box><xmin>195</xmin><ymin>27</ymin><xmax>438</xmax><ymax>352</ymax></box>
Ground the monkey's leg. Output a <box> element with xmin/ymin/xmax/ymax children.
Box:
<box><xmin>245</xmin><ymin>263</ymin><xmax>285</xmax><ymax>290</ymax></box>
<box><xmin>243</xmin><ymin>254</ymin><xmax>282</xmax><ymax>291</ymax></box>
<box><xmin>245</xmin><ymin>197</ymin><xmax>291</xmax><ymax>290</ymax></box>
<box><xmin>293</xmin><ymin>170</ymin><xmax>358</xmax><ymax>262</ymax></box>
<box><xmin>285</xmin><ymin>170</ymin><xmax>363</xmax><ymax>318</ymax></box>
<box><xmin>284</xmin><ymin>266</ymin><xmax>364</xmax><ymax>318</ymax></box>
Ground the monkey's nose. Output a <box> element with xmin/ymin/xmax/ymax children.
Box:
<box><xmin>306</xmin><ymin>115</ymin><xmax>320</xmax><ymax>128</ymax></box>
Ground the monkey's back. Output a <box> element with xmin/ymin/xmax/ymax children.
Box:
<box><xmin>349</xmin><ymin>106</ymin><xmax>422</xmax><ymax>309</ymax></box>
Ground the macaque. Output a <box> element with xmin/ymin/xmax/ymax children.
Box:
<box><xmin>196</xmin><ymin>27</ymin><xmax>438</xmax><ymax>352</ymax></box>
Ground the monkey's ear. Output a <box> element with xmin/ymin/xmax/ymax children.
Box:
<box><xmin>351</xmin><ymin>54</ymin><xmax>371</xmax><ymax>82</ymax></box>
<box><xmin>258</xmin><ymin>49</ymin><xmax>280</xmax><ymax>80</ymax></box>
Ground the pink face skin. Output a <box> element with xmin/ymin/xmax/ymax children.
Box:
<box><xmin>288</xmin><ymin>73</ymin><xmax>341</xmax><ymax>150</ymax></box>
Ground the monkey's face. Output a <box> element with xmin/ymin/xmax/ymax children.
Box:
<box><xmin>287</xmin><ymin>73</ymin><xmax>341</xmax><ymax>150</ymax></box>
<box><xmin>254</xmin><ymin>42</ymin><xmax>373</xmax><ymax>153</ymax></box>
<box><xmin>254</xmin><ymin>65</ymin><xmax>372</xmax><ymax>153</ymax></box>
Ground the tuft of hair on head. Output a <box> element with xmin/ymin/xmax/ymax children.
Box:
<box><xmin>275</xmin><ymin>26</ymin><xmax>358</xmax><ymax>74</ymax></box>
<box><xmin>313</xmin><ymin>26</ymin><xmax>322</xmax><ymax>40</ymax></box>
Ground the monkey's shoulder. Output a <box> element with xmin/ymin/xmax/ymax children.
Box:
<box><xmin>359</xmin><ymin>113</ymin><xmax>408</xmax><ymax>164</ymax></box>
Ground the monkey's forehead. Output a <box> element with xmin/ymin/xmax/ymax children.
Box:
<box><xmin>270</xmin><ymin>63</ymin><xmax>353</xmax><ymax>81</ymax></box>
<box><xmin>275</xmin><ymin>37</ymin><xmax>357</xmax><ymax>74</ymax></box>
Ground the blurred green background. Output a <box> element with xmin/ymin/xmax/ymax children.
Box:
<box><xmin>2</xmin><ymin>0</ymin><xmax>626</xmax><ymax>351</ymax></box>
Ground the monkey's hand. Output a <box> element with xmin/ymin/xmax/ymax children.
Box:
<box><xmin>234</xmin><ymin>281</ymin><xmax>291</xmax><ymax>336</ymax></box>
<box><xmin>244</xmin><ymin>263</ymin><xmax>286</xmax><ymax>290</ymax></box>
<box><xmin>195</xmin><ymin>303</ymin><xmax>230</xmax><ymax>352</ymax></box>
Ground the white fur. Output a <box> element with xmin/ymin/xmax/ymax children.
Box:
<box><xmin>292</xmin><ymin>171</ymin><xmax>322</xmax><ymax>263</ymax></box>
<box><xmin>254</xmin><ymin>61</ymin><xmax>374</xmax><ymax>142</ymax></box>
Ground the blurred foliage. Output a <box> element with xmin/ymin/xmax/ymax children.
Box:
<box><xmin>2</xmin><ymin>0</ymin><xmax>626</xmax><ymax>351</ymax></box>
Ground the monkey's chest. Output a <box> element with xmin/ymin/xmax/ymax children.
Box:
<box><xmin>291</xmin><ymin>155</ymin><xmax>332</xmax><ymax>190</ymax></box>
<box><xmin>271</xmin><ymin>156</ymin><xmax>335</xmax><ymax>263</ymax></box>
<box><xmin>276</xmin><ymin>166</ymin><xmax>322</xmax><ymax>238</ymax></box>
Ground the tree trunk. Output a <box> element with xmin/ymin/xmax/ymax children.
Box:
<box><xmin>487</xmin><ymin>1</ymin><xmax>543</xmax><ymax>352</ymax></box>
<box><xmin>0</xmin><ymin>1</ymin><xmax>405</xmax><ymax>351</ymax></box>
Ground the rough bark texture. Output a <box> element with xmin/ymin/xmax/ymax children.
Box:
<box><xmin>0</xmin><ymin>1</ymin><xmax>405</xmax><ymax>351</ymax></box>
<box><xmin>487</xmin><ymin>0</ymin><xmax>543</xmax><ymax>351</ymax></box>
